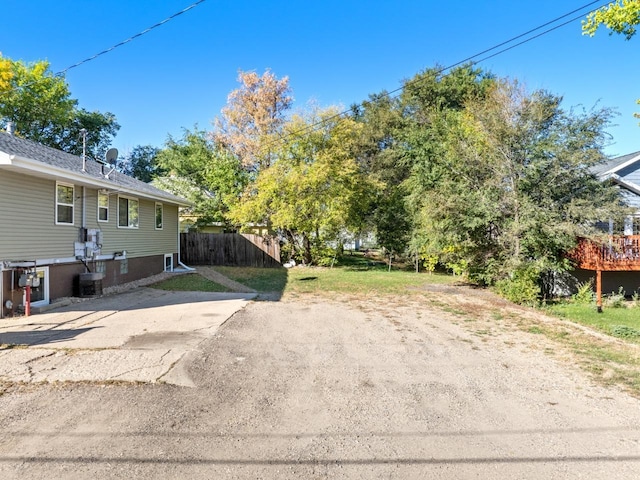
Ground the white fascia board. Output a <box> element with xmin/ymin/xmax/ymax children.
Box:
<box><xmin>7</xmin><ymin>154</ymin><xmax>190</xmax><ymax>206</ymax></box>
<box><xmin>610</xmin><ymin>174</ymin><xmax>640</xmax><ymax>196</ymax></box>
<box><xmin>603</xmin><ymin>153</ymin><xmax>640</xmax><ymax>176</ymax></box>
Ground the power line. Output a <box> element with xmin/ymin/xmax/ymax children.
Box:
<box><xmin>59</xmin><ymin>0</ymin><xmax>207</xmax><ymax>75</ymax></box>
<box><xmin>165</xmin><ymin>1</ymin><xmax>613</xmax><ymax>188</ymax></box>
<box><xmin>0</xmin><ymin>0</ymin><xmax>207</xmax><ymax>97</ymax></box>
<box><xmin>266</xmin><ymin>0</ymin><xmax>610</xmax><ymax>148</ymax></box>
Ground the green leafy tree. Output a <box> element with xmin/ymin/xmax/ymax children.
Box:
<box><xmin>583</xmin><ymin>0</ymin><xmax>640</xmax><ymax>120</ymax></box>
<box><xmin>230</xmin><ymin>108</ymin><xmax>378</xmax><ymax>264</ymax></box>
<box><xmin>398</xmin><ymin>65</ymin><xmax>495</xmax><ymax>269</ymax></box>
<box><xmin>56</xmin><ymin>109</ymin><xmax>120</xmax><ymax>161</ymax></box>
<box><xmin>583</xmin><ymin>0</ymin><xmax>640</xmax><ymax>39</ymax></box>
<box><xmin>121</xmin><ymin>145</ymin><xmax>163</xmax><ymax>183</ymax></box>
<box><xmin>349</xmin><ymin>65</ymin><xmax>496</xmax><ymax>268</ymax></box>
<box><xmin>0</xmin><ymin>55</ymin><xmax>119</xmax><ymax>156</ymax></box>
<box><xmin>351</xmin><ymin>92</ymin><xmax>408</xmax><ymax>262</ymax></box>
<box><xmin>156</xmin><ymin>128</ymin><xmax>248</xmax><ymax>229</ymax></box>
<box><xmin>412</xmin><ymin>80</ymin><xmax>626</xmax><ymax>300</ymax></box>
<box><xmin>374</xmin><ymin>188</ymin><xmax>411</xmax><ymax>270</ymax></box>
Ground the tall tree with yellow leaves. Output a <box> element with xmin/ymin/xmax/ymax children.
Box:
<box><xmin>213</xmin><ymin>69</ymin><xmax>293</xmax><ymax>172</ymax></box>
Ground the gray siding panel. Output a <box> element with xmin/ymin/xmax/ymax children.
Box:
<box><xmin>0</xmin><ymin>171</ymin><xmax>79</xmax><ymax>260</ymax></box>
<box><xmin>84</xmin><ymin>191</ymin><xmax>179</xmax><ymax>258</ymax></box>
<box><xmin>620</xmin><ymin>189</ymin><xmax>640</xmax><ymax>210</ymax></box>
<box><xmin>0</xmin><ymin>172</ymin><xmax>179</xmax><ymax>262</ymax></box>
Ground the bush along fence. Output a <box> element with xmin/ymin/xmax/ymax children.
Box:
<box><xmin>180</xmin><ymin>233</ymin><xmax>281</xmax><ymax>268</ymax></box>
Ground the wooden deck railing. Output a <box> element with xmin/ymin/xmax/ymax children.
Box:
<box><xmin>570</xmin><ymin>235</ymin><xmax>640</xmax><ymax>271</ymax></box>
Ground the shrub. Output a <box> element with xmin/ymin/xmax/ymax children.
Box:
<box><xmin>604</xmin><ymin>287</ymin><xmax>626</xmax><ymax>308</ymax></box>
<box><xmin>422</xmin><ymin>254</ymin><xmax>438</xmax><ymax>274</ymax></box>
<box><xmin>494</xmin><ymin>266</ymin><xmax>540</xmax><ymax>306</ymax></box>
<box><xmin>610</xmin><ymin>325</ymin><xmax>640</xmax><ymax>339</ymax></box>
<box><xmin>632</xmin><ymin>291</ymin><xmax>640</xmax><ymax>307</ymax></box>
<box><xmin>573</xmin><ymin>279</ymin><xmax>595</xmax><ymax>305</ymax></box>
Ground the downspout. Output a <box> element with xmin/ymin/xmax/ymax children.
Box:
<box><xmin>177</xmin><ymin>212</ymin><xmax>194</xmax><ymax>271</ymax></box>
<box><xmin>82</xmin><ymin>186</ymin><xmax>86</xmax><ymax>231</ymax></box>
<box><xmin>82</xmin><ymin>186</ymin><xmax>88</xmax><ymax>273</ymax></box>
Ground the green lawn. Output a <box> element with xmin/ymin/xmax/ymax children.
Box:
<box><xmin>150</xmin><ymin>273</ymin><xmax>231</xmax><ymax>292</ymax></box>
<box><xmin>546</xmin><ymin>301</ymin><xmax>640</xmax><ymax>343</ymax></box>
<box><xmin>285</xmin><ymin>266</ymin><xmax>455</xmax><ymax>295</ymax></box>
<box><xmin>213</xmin><ymin>254</ymin><xmax>457</xmax><ymax>296</ymax></box>
<box><xmin>212</xmin><ymin>266</ymin><xmax>288</xmax><ymax>292</ymax></box>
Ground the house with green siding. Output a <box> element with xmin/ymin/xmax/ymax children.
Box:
<box><xmin>0</xmin><ymin>130</ymin><xmax>189</xmax><ymax>318</ymax></box>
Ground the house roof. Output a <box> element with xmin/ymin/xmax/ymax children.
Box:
<box><xmin>592</xmin><ymin>150</ymin><xmax>640</xmax><ymax>213</ymax></box>
<box><xmin>0</xmin><ymin>132</ymin><xmax>189</xmax><ymax>206</ymax></box>
<box><xmin>592</xmin><ymin>150</ymin><xmax>640</xmax><ymax>177</ymax></box>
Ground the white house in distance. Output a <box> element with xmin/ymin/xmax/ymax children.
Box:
<box><xmin>0</xmin><ymin>128</ymin><xmax>190</xmax><ymax>318</ymax></box>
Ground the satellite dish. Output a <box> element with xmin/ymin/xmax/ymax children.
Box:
<box><xmin>105</xmin><ymin>148</ymin><xmax>118</xmax><ymax>165</ymax></box>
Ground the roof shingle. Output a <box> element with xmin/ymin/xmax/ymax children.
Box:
<box><xmin>0</xmin><ymin>132</ymin><xmax>186</xmax><ymax>205</ymax></box>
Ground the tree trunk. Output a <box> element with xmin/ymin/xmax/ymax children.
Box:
<box><xmin>303</xmin><ymin>235</ymin><xmax>313</xmax><ymax>265</ymax></box>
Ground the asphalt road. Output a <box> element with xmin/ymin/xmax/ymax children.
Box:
<box><xmin>0</xmin><ymin>294</ymin><xmax>639</xmax><ymax>479</ymax></box>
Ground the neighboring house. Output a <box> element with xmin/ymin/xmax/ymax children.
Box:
<box><xmin>570</xmin><ymin>151</ymin><xmax>640</xmax><ymax>302</ymax></box>
<box><xmin>0</xmin><ymin>130</ymin><xmax>190</xmax><ymax>318</ymax></box>
<box><xmin>593</xmin><ymin>150</ymin><xmax>640</xmax><ymax>227</ymax></box>
<box><xmin>180</xmin><ymin>217</ymin><xmax>226</xmax><ymax>234</ymax></box>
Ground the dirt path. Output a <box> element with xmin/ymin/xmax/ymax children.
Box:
<box><xmin>0</xmin><ymin>292</ymin><xmax>639</xmax><ymax>479</ymax></box>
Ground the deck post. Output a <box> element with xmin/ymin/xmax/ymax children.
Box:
<box><xmin>596</xmin><ymin>268</ymin><xmax>602</xmax><ymax>313</ymax></box>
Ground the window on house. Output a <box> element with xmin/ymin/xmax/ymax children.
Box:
<box><xmin>155</xmin><ymin>203</ymin><xmax>163</xmax><ymax>230</ymax></box>
<box><xmin>98</xmin><ymin>192</ymin><xmax>109</xmax><ymax>222</ymax></box>
<box><xmin>118</xmin><ymin>196</ymin><xmax>139</xmax><ymax>228</ymax></box>
<box><xmin>56</xmin><ymin>183</ymin><xmax>74</xmax><ymax>225</ymax></box>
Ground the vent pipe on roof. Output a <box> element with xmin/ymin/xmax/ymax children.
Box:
<box><xmin>6</xmin><ymin>122</ymin><xmax>15</xmax><ymax>136</ymax></box>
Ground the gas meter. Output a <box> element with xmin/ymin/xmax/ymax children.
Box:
<box><xmin>18</xmin><ymin>272</ymin><xmax>40</xmax><ymax>288</ymax></box>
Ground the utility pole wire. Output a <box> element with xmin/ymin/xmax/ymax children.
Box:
<box><xmin>262</xmin><ymin>0</ymin><xmax>609</xmax><ymax>149</ymax></box>
<box><xmin>59</xmin><ymin>0</ymin><xmax>207</xmax><ymax>75</ymax></box>
<box><xmin>0</xmin><ymin>0</ymin><xmax>207</xmax><ymax>97</ymax></box>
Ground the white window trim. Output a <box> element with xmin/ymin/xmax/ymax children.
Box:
<box><xmin>98</xmin><ymin>192</ymin><xmax>109</xmax><ymax>223</ymax></box>
<box><xmin>117</xmin><ymin>195</ymin><xmax>139</xmax><ymax>229</ymax></box>
<box><xmin>164</xmin><ymin>253</ymin><xmax>173</xmax><ymax>272</ymax></box>
<box><xmin>55</xmin><ymin>182</ymin><xmax>75</xmax><ymax>226</ymax></box>
<box><xmin>24</xmin><ymin>266</ymin><xmax>50</xmax><ymax>307</ymax></box>
<box><xmin>155</xmin><ymin>202</ymin><xmax>163</xmax><ymax>230</ymax></box>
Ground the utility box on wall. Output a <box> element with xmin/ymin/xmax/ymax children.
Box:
<box><xmin>75</xmin><ymin>229</ymin><xmax>103</xmax><ymax>259</ymax></box>
<box><xmin>18</xmin><ymin>272</ymin><xmax>40</xmax><ymax>288</ymax></box>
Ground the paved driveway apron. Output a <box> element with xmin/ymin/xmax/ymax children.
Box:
<box><xmin>0</xmin><ymin>288</ymin><xmax>255</xmax><ymax>386</ymax></box>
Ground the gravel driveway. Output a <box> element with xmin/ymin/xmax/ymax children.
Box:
<box><xmin>0</xmin><ymin>292</ymin><xmax>639</xmax><ymax>479</ymax></box>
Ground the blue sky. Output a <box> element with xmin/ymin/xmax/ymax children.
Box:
<box><xmin>1</xmin><ymin>1</ymin><xmax>638</xmax><ymax>158</ymax></box>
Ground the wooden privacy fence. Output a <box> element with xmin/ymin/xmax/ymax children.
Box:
<box><xmin>180</xmin><ymin>233</ymin><xmax>281</xmax><ymax>267</ymax></box>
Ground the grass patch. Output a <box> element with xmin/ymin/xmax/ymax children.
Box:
<box><xmin>513</xmin><ymin>316</ymin><xmax>640</xmax><ymax>396</ymax></box>
<box><xmin>150</xmin><ymin>273</ymin><xmax>230</xmax><ymax>292</ymax></box>
<box><xmin>545</xmin><ymin>301</ymin><xmax>640</xmax><ymax>345</ymax></box>
<box><xmin>212</xmin><ymin>266</ymin><xmax>288</xmax><ymax>292</ymax></box>
<box><xmin>286</xmin><ymin>266</ymin><xmax>456</xmax><ymax>296</ymax></box>
<box><xmin>212</xmin><ymin>254</ymin><xmax>457</xmax><ymax>297</ymax></box>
